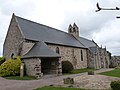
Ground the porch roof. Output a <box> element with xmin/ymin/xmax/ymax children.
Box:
<box><xmin>22</xmin><ymin>41</ymin><xmax>61</xmax><ymax>58</ymax></box>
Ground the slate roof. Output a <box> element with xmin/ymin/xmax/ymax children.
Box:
<box><xmin>23</xmin><ymin>41</ymin><xmax>61</xmax><ymax>58</ymax></box>
<box><xmin>15</xmin><ymin>16</ymin><xmax>86</xmax><ymax>48</ymax></box>
<box><xmin>79</xmin><ymin>37</ymin><xmax>98</xmax><ymax>53</ymax></box>
<box><xmin>79</xmin><ymin>37</ymin><xmax>97</xmax><ymax>48</ymax></box>
<box><xmin>89</xmin><ymin>46</ymin><xmax>97</xmax><ymax>53</ymax></box>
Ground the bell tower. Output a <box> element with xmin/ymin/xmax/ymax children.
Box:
<box><xmin>68</xmin><ymin>23</ymin><xmax>79</xmax><ymax>39</ymax></box>
<box><xmin>68</xmin><ymin>24</ymin><xmax>73</xmax><ymax>33</ymax></box>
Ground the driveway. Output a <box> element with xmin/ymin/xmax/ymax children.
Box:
<box><xmin>0</xmin><ymin>68</ymin><xmax>118</xmax><ymax>90</ymax></box>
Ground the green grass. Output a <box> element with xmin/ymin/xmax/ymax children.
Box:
<box><xmin>99</xmin><ymin>68</ymin><xmax>120</xmax><ymax>78</ymax></box>
<box><xmin>4</xmin><ymin>76</ymin><xmax>37</xmax><ymax>80</ymax></box>
<box><xmin>63</xmin><ymin>68</ymin><xmax>96</xmax><ymax>75</ymax></box>
<box><xmin>34</xmin><ymin>86</ymin><xmax>84</xmax><ymax>90</ymax></box>
<box><xmin>70</xmin><ymin>68</ymin><xmax>96</xmax><ymax>74</ymax></box>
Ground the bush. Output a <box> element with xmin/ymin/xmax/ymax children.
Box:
<box><xmin>109</xmin><ymin>64</ymin><xmax>116</xmax><ymax>68</ymax></box>
<box><xmin>88</xmin><ymin>70</ymin><xmax>94</xmax><ymax>75</ymax></box>
<box><xmin>0</xmin><ymin>57</ymin><xmax>5</xmax><ymax>65</ymax></box>
<box><xmin>0</xmin><ymin>56</ymin><xmax>22</xmax><ymax>77</ymax></box>
<box><xmin>111</xmin><ymin>80</ymin><xmax>120</xmax><ymax>90</ymax></box>
<box><xmin>62</xmin><ymin>61</ymin><xmax>73</xmax><ymax>73</ymax></box>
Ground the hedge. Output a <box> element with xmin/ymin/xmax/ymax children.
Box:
<box><xmin>0</xmin><ymin>56</ymin><xmax>21</xmax><ymax>77</ymax></box>
<box><xmin>111</xmin><ymin>80</ymin><xmax>120</xmax><ymax>90</ymax></box>
<box><xmin>0</xmin><ymin>57</ymin><xmax>5</xmax><ymax>65</ymax></box>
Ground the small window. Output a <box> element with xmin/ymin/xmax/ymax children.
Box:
<box><xmin>56</xmin><ymin>47</ymin><xmax>60</xmax><ymax>54</ymax></box>
<box><xmin>73</xmin><ymin>27</ymin><xmax>76</xmax><ymax>32</ymax></box>
<box><xmin>81</xmin><ymin>50</ymin><xmax>83</xmax><ymax>61</ymax></box>
<box><xmin>69</xmin><ymin>28</ymin><xmax>72</xmax><ymax>33</ymax></box>
<box><xmin>11</xmin><ymin>53</ymin><xmax>14</xmax><ymax>59</ymax></box>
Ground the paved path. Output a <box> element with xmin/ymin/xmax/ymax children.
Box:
<box><xmin>0</xmin><ymin>68</ymin><xmax>116</xmax><ymax>90</ymax></box>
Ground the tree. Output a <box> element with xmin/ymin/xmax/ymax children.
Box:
<box><xmin>96</xmin><ymin>3</ymin><xmax>120</xmax><ymax>18</ymax></box>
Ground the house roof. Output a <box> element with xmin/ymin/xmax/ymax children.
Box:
<box><xmin>79</xmin><ymin>37</ymin><xmax>98</xmax><ymax>53</ymax></box>
<box><xmin>15</xmin><ymin>15</ymin><xmax>86</xmax><ymax>48</ymax></box>
<box><xmin>89</xmin><ymin>46</ymin><xmax>97</xmax><ymax>53</ymax></box>
<box><xmin>79</xmin><ymin>37</ymin><xmax>97</xmax><ymax>48</ymax></box>
<box><xmin>23</xmin><ymin>41</ymin><xmax>61</xmax><ymax>58</ymax></box>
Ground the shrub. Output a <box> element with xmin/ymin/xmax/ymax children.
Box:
<box><xmin>109</xmin><ymin>64</ymin><xmax>116</xmax><ymax>68</ymax></box>
<box><xmin>88</xmin><ymin>70</ymin><xmax>94</xmax><ymax>75</ymax></box>
<box><xmin>111</xmin><ymin>80</ymin><xmax>120</xmax><ymax>90</ymax></box>
<box><xmin>62</xmin><ymin>61</ymin><xmax>73</xmax><ymax>73</ymax></box>
<box><xmin>0</xmin><ymin>57</ymin><xmax>5</xmax><ymax>65</ymax></box>
<box><xmin>0</xmin><ymin>56</ymin><xmax>22</xmax><ymax>77</ymax></box>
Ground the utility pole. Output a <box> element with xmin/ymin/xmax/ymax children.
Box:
<box><xmin>96</xmin><ymin>3</ymin><xmax>120</xmax><ymax>18</ymax></box>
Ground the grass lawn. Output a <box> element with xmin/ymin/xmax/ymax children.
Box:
<box><xmin>4</xmin><ymin>76</ymin><xmax>37</xmax><ymax>80</ymax></box>
<box><xmin>63</xmin><ymin>68</ymin><xmax>96</xmax><ymax>75</ymax></box>
<box><xmin>70</xmin><ymin>68</ymin><xmax>96</xmax><ymax>74</ymax></box>
<box><xmin>34</xmin><ymin>86</ymin><xmax>84</xmax><ymax>90</ymax></box>
<box><xmin>99</xmin><ymin>68</ymin><xmax>120</xmax><ymax>78</ymax></box>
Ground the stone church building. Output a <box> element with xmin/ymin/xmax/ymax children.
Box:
<box><xmin>3</xmin><ymin>14</ymin><xmax>111</xmax><ymax>77</ymax></box>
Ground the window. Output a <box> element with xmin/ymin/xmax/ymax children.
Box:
<box><xmin>69</xmin><ymin>28</ymin><xmax>72</xmax><ymax>33</ymax></box>
<box><xmin>56</xmin><ymin>47</ymin><xmax>60</xmax><ymax>54</ymax></box>
<box><xmin>73</xmin><ymin>27</ymin><xmax>76</xmax><ymax>32</ymax></box>
<box><xmin>81</xmin><ymin>50</ymin><xmax>83</xmax><ymax>61</ymax></box>
<box><xmin>11</xmin><ymin>53</ymin><xmax>14</xmax><ymax>59</ymax></box>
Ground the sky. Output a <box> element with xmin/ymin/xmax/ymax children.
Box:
<box><xmin>0</xmin><ymin>0</ymin><xmax>120</xmax><ymax>56</ymax></box>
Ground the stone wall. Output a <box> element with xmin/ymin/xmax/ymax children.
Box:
<box><xmin>87</xmin><ymin>47</ymin><xmax>110</xmax><ymax>69</ymax></box>
<box><xmin>110</xmin><ymin>56</ymin><xmax>120</xmax><ymax>67</ymax></box>
<box><xmin>3</xmin><ymin>15</ymin><xmax>24</xmax><ymax>60</ymax></box>
<box><xmin>48</xmin><ymin>44</ymin><xmax>88</xmax><ymax>69</ymax></box>
<box><xmin>100</xmin><ymin>49</ymin><xmax>110</xmax><ymax>68</ymax></box>
<box><xmin>23</xmin><ymin>57</ymin><xmax>62</xmax><ymax>77</ymax></box>
<box><xmin>87</xmin><ymin>51</ymin><xmax>95</xmax><ymax>69</ymax></box>
<box><xmin>23</xmin><ymin>58</ymin><xmax>42</xmax><ymax>77</ymax></box>
<box><xmin>21</xmin><ymin>41</ymin><xmax>35</xmax><ymax>56</ymax></box>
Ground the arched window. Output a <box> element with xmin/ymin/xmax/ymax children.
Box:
<box><xmin>56</xmin><ymin>47</ymin><xmax>60</xmax><ymax>54</ymax></box>
<box><xmin>81</xmin><ymin>50</ymin><xmax>83</xmax><ymax>61</ymax></box>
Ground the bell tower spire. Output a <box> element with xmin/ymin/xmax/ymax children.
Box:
<box><xmin>68</xmin><ymin>23</ymin><xmax>79</xmax><ymax>39</ymax></box>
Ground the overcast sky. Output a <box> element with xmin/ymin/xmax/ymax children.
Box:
<box><xmin>0</xmin><ymin>0</ymin><xmax>120</xmax><ymax>56</ymax></box>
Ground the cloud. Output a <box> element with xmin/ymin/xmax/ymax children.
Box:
<box><xmin>0</xmin><ymin>0</ymin><xmax>36</xmax><ymax>56</ymax></box>
<box><xmin>93</xmin><ymin>20</ymin><xmax>120</xmax><ymax>43</ymax></box>
<box><xmin>57</xmin><ymin>0</ymin><xmax>120</xmax><ymax>55</ymax></box>
<box><xmin>59</xmin><ymin>0</ymin><xmax>120</xmax><ymax>37</ymax></box>
<box><xmin>0</xmin><ymin>0</ymin><xmax>35</xmax><ymax>16</ymax></box>
<box><xmin>0</xmin><ymin>0</ymin><xmax>120</xmax><ymax>56</ymax></box>
<box><xmin>93</xmin><ymin>19</ymin><xmax>120</xmax><ymax>55</ymax></box>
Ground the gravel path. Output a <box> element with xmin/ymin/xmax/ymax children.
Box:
<box><xmin>0</xmin><ymin>68</ymin><xmax>119</xmax><ymax>90</ymax></box>
<box><xmin>74</xmin><ymin>74</ymin><xmax>120</xmax><ymax>89</ymax></box>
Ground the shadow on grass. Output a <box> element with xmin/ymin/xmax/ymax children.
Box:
<box><xmin>63</xmin><ymin>68</ymin><xmax>96</xmax><ymax>75</ymax></box>
<box><xmin>4</xmin><ymin>75</ymin><xmax>37</xmax><ymax>80</ymax></box>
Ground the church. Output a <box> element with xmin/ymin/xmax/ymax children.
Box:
<box><xmin>3</xmin><ymin>14</ymin><xmax>111</xmax><ymax>77</ymax></box>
